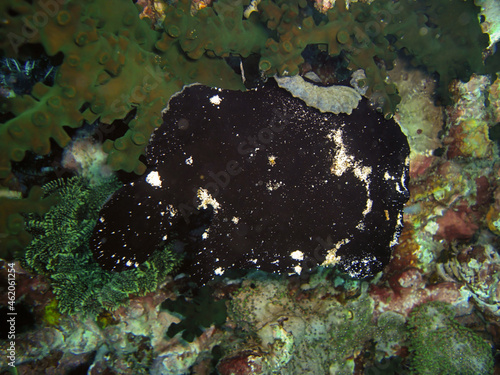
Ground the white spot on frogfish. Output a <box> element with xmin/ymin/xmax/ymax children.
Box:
<box><xmin>210</xmin><ymin>95</ymin><xmax>222</xmax><ymax>106</ymax></box>
<box><xmin>146</xmin><ymin>171</ymin><xmax>162</xmax><ymax>188</ymax></box>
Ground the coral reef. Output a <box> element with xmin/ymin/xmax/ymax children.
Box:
<box><xmin>389</xmin><ymin>61</ymin><xmax>444</xmax><ymax>160</ymax></box>
<box><xmin>0</xmin><ymin>0</ymin><xmax>494</xmax><ymax>258</ymax></box>
<box><xmin>477</xmin><ymin>0</ymin><xmax>500</xmax><ymax>46</ymax></box>
<box><xmin>61</xmin><ymin>136</ymin><xmax>113</xmax><ymax>184</ymax></box>
<box><xmin>275</xmin><ymin>75</ymin><xmax>361</xmax><ymax>114</ymax></box>
<box><xmin>0</xmin><ymin>0</ymin><xmax>499</xmax><ymax>373</ymax></box>
<box><xmin>370</xmin><ymin>267</ymin><xmax>468</xmax><ymax>318</ymax></box>
<box><xmin>224</xmin><ymin>273</ymin><xmax>379</xmax><ymax>374</ymax></box>
<box><xmin>386</xmin><ymin>0</ymin><xmax>490</xmax><ymax>104</ymax></box>
<box><xmin>408</xmin><ymin>301</ymin><xmax>494</xmax><ymax>375</ymax></box>
<box><xmin>0</xmin><ymin>263</ymin><xmax>496</xmax><ymax>373</ymax></box>
<box><xmin>440</xmin><ymin>244</ymin><xmax>500</xmax><ymax>318</ymax></box>
<box><xmin>161</xmin><ymin>286</ymin><xmax>227</xmax><ymax>342</ymax></box>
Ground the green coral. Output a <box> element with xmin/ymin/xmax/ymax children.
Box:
<box><xmin>364</xmin><ymin>356</ymin><xmax>410</xmax><ymax>375</ymax></box>
<box><xmin>0</xmin><ymin>0</ymin><xmax>491</xmax><ymax>178</ymax></box>
<box><xmin>158</xmin><ymin>0</ymin><xmax>401</xmax><ymax>113</ymax></box>
<box><xmin>23</xmin><ymin>176</ymin><xmax>181</xmax><ymax>314</ymax></box>
<box><xmin>0</xmin><ymin>185</ymin><xmax>59</xmax><ymax>260</ymax></box>
<box><xmin>386</xmin><ymin>0</ymin><xmax>490</xmax><ymax>103</ymax></box>
<box><xmin>408</xmin><ymin>301</ymin><xmax>494</xmax><ymax>375</ymax></box>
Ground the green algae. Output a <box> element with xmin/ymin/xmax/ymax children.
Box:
<box><xmin>408</xmin><ymin>301</ymin><xmax>494</xmax><ymax>375</ymax></box>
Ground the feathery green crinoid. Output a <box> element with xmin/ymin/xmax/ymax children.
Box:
<box><xmin>408</xmin><ymin>301</ymin><xmax>494</xmax><ymax>375</ymax></box>
<box><xmin>23</xmin><ymin>176</ymin><xmax>181</xmax><ymax>315</ymax></box>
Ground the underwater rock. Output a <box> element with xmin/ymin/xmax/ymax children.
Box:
<box><xmin>389</xmin><ymin>65</ymin><xmax>444</xmax><ymax>159</ymax></box>
<box><xmin>441</xmin><ymin>244</ymin><xmax>500</xmax><ymax>317</ymax></box>
<box><xmin>90</xmin><ymin>80</ymin><xmax>409</xmax><ymax>284</ymax></box>
<box><xmin>225</xmin><ymin>276</ymin><xmax>378</xmax><ymax>373</ymax></box>
<box><xmin>274</xmin><ymin>75</ymin><xmax>362</xmax><ymax>114</ymax></box>
<box><xmin>408</xmin><ymin>301</ymin><xmax>494</xmax><ymax>375</ymax></box>
<box><xmin>370</xmin><ymin>268</ymin><xmax>465</xmax><ymax>318</ymax></box>
<box><xmin>435</xmin><ymin>202</ymin><xmax>480</xmax><ymax>242</ymax></box>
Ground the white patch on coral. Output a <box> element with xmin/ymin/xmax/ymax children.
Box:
<box><xmin>362</xmin><ymin>199</ymin><xmax>373</xmax><ymax>217</ymax></box>
<box><xmin>328</xmin><ymin>129</ymin><xmax>352</xmax><ymax>176</ymax></box>
<box><xmin>328</xmin><ymin>128</ymin><xmax>373</xmax><ymax>222</ymax></box>
<box><xmin>185</xmin><ymin>156</ymin><xmax>193</xmax><ymax>165</ymax></box>
<box><xmin>166</xmin><ymin>204</ymin><xmax>177</xmax><ymax>217</ymax></box>
<box><xmin>266</xmin><ymin>180</ymin><xmax>283</xmax><ymax>191</ymax></box>
<box><xmin>202</xmin><ymin>229</ymin><xmax>209</xmax><ymax>239</ymax></box>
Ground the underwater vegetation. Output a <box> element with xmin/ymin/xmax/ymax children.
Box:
<box><xmin>408</xmin><ymin>301</ymin><xmax>494</xmax><ymax>375</ymax></box>
<box><xmin>23</xmin><ymin>176</ymin><xmax>180</xmax><ymax>314</ymax></box>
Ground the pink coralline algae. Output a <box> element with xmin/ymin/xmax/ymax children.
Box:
<box><xmin>217</xmin><ymin>351</ymin><xmax>264</xmax><ymax>375</ymax></box>
<box><xmin>435</xmin><ymin>202</ymin><xmax>480</xmax><ymax>242</ymax></box>
<box><xmin>369</xmin><ymin>268</ymin><xmax>466</xmax><ymax>318</ymax></box>
<box><xmin>409</xmin><ymin>154</ymin><xmax>438</xmax><ymax>180</ymax></box>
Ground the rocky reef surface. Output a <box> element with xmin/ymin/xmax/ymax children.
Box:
<box><xmin>0</xmin><ymin>0</ymin><xmax>499</xmax><ymax>374</ymax></box>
